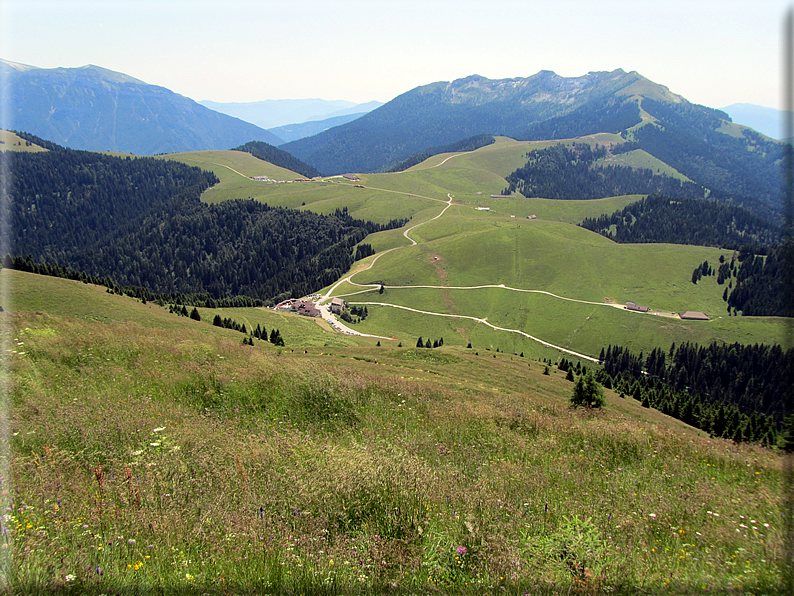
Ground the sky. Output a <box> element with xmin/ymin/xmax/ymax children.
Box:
<box><xmin>1</xmin><ymin>0</ymin><xmax>792</xmax><ymax>110</ymax></box>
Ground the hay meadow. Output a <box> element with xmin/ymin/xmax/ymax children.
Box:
<box><xmin>3</xmin><ymin>271</ymin><xmax>787</xmax><ymax>595</ymax></box>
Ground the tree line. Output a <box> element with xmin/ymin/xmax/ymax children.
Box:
<box><xmin>5</xmin><ymin>141</ymin><xmax>218</xmax><ymax>260</ymax></box>
<box><xmin>6</xmin><ymin>138</ymin><xmax>406</xmax><ymax>304</ymax></box>
<box><xmin>714</xmin><ymin>242</ymin><xmax>794</xmax><ymax>317</ymax></box>
<box><xmin>579</xmin><ymin>194</ymin><xmax>779</xmax><ymax>250</ymax></box>
<box><xmin>232</xmin><ymin>141</ymin><xmax>322</xmax><ymax>179</ymax></box>
<box><xmin>629</xmin><ymin>98</ymin><xmax>784</xmax><ymax>219</ymax></box>
<box><xmin>503</xmin><ymin>143</ymin><xmax>705</xmax><ymax>200</ymax></box>
<box><xmin>598</xmin><ymin>341</ymin><xmax>792</xmax><ymax>445</ymax></box>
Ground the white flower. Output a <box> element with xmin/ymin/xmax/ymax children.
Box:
<box><xmin>64</xmin><ymin>574</ymin><xmax>76</xmax><ymax>582</ymax></box>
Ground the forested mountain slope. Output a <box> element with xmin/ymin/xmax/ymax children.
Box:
<box><xmin>283</xmin><ymin>70</ymin><xmax>784</xmax><ymax>215</ymax></box>
<box><xmin>4</xmin><ymin>137</ymin><xmax>400</xmax><ymax>302</ymax></box>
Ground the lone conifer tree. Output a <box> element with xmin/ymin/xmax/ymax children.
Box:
<box><xmin>570</xmin><ymin>371</ymin><xmax>606</xmax><ymax>408</ymax></box>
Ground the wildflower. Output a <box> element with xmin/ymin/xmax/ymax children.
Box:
<box><xmin>128</xmin><ymin>539</ymin><xmax>136</xmax><ymax>545</ymax></box>
<box><xmin>64</xmin><ymin>574</ymin><xmax>76</xmax><ymax>583</ymax></box>
<box><xmin>457</xmin><ymin>546</ymin><xmax>467</xmax><ymax>555</ymax></box>
<box><xmin>649</xmin><ymin>513</ymin><xmax>657</xmax><ymax>518</ymax></box>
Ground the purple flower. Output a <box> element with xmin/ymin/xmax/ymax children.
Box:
<box><xmin>457</xmin><ymin>546</ymin><xmax>467</xmax><ymax>555</ymax></box>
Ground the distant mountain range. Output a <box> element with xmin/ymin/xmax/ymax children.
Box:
<box><xmin>2</xmin><ymin>60</ymin><xmax>785</xmax><ymax>216</ymax></box>
<box><xmin>198</xmin><ymin>98</ymin><xmax>383</xmax><ymax>131</ymax></box>
<box><xmin>281</xmin><ymin>70</ymin><xmax>785</xmax><ymax>215</ymax></box>
<box><xmin>0</xmin><ymin>59</ymin><xmax>283</xmax><ymax>154</ymax></box>
<box><xmin>267</xmin><ymin>111</ymin><xmax>377</xmax><ymax>144</ymax></box>
<box><xmin>719</xmin><ymin>103</ymin><xmax>791</xmax><ymax>141</ymax></box>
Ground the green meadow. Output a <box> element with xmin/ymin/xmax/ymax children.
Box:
<box><xmin>151</xmin><ymin>137</ymin><xmax>780</xmax><ymax>364</ymax></box>
<box><xmin>4</xmin><ymin>270</ymin><xmax>786</xmax><ymax>594</ymax></box>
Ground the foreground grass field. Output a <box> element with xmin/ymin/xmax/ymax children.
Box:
<box><xmin>3</xmin><ymin>272</ymin><xmax>787</xmax><ymax>594</ymax></box>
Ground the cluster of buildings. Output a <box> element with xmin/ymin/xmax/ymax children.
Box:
<box><xmin>274</xmin><ymin>297</ymin><xmax>346</xmax><ymax>319</ymax></box>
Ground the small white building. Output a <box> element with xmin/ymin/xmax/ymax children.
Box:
<box><xmin>331</xmin><ymin>297</ymin><xmax>345</xmax><ymax>314</ymax></box>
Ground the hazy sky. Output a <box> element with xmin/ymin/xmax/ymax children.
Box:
<box><xmin>1</xmin><ymin>0</ymin><xmax>791</xmax><ymax>110</ymax></box>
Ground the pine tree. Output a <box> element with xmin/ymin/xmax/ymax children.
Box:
<box><xmin>416</xmin><ymin>336</ymin><xmax>424</xmax><ymax>348</ymax></box>
<box><xmin>780</xmin><ymin>414</ymin><xmax>794</xmax><ymax>452</ymax></box>
<box><xmin>570</xmin><ymin>371</ymin><xmax>606</xmax><ymax>408</ymax></box>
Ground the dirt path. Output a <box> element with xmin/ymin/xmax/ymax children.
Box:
<box><xmin>313</xmin><ymin>191</ymin><xmax>654</xmax><ymax>360</ymax></box>
<box><xmin>352</xmin><ymin>302</ymin><xmax>600</xmax><ymax>363</ymax></box>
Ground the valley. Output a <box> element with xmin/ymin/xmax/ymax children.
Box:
<box><xmin>163</xmin><ymin>137</ymin><xmax>785</xmax><ymax>361</ymax></box>
<box><xmin>3</xmin><ymin>65</ymin><xmax>792</xmax><ymax>593</ymax></box>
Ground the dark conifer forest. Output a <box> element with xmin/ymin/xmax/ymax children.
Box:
<box><xmin>231</xmin><ymin>141</ymin><xmax>322</xmax><ymax>179</ymax></box>
<box><xmin>597</xmin><ymin>342</ymin><xmax>790</xmax><ymax>445</ymax></box>
<box><xmin>4</xmin><ymin>139</ymin><xmax>404</xmax><ymax>304</ymax></box>
<box><xmin>580</xmin><ymin>194</ymin><xmax>780</xmax><ymax>250</ymax></box>
<box><xmin>503</xmin><ymin>143</ymin><xmax>705</xmax><ymax>199</ymax></box>
<box><xmin>717</xmin><ymin>243</ymin><xmax>794</xmax><ymax>317</ymax></box>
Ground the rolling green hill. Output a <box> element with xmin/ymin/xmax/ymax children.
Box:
<box><xmin>154</xmin><ymin>137</ymin><xmax>785</xmax><ymax>362</ymax></box>
<box><xmin>6</xmin><ymin>120</ymin><xmax>790</xmax><ymax>594</ymax></box>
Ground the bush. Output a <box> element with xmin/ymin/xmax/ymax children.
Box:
<box><xmin>570</xmin><ymin>371</ymin><xmax>605</xmax><ymax>408</ymax></box>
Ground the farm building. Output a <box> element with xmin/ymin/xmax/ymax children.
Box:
<box><xmin>679</xmin><ymin>311</ymin><xmax>709</xmax><ymax>320</ymax></box>
<box><xmin>626</xmin><ymin>302</ymin><xmax>650</xmax><ymax>313</ymax></box>
<box><xmin>331</xmin><ymin>297</ymin><xmax>345</xmax><ymax>314</ymax></box>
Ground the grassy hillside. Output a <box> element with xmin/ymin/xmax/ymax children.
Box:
<box><xmin>5</xmin><ymin>270</ymin><xmax>785</xmax><ymax>594</ymax></box>
<box><xmin>1</xmin><ymin>270</ymin><xmax>367</xmax><ymax>348</ymax></box>
<box><xmin>330</xmin><ymin>208</ymin><xmax>781</xmax><ymax>359</ymax></box>
<box><xmin>0</xmin><ymin>129</ymin><xmax>47</xmax><ymax>152</ymax></box>
<box><xmin>161</xmin><ymin>150</ymin><xmax>303</xmax><ymax>201</ymax></box>
<box><xmin>161</xmin><ymin>137</ymin><xmax>653</xmax><ymax>225</ymax></box>
<box><xmin>156</xmin><ymin>139</ymin><xmax>781</xmax><ymax>361</ymax></box>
